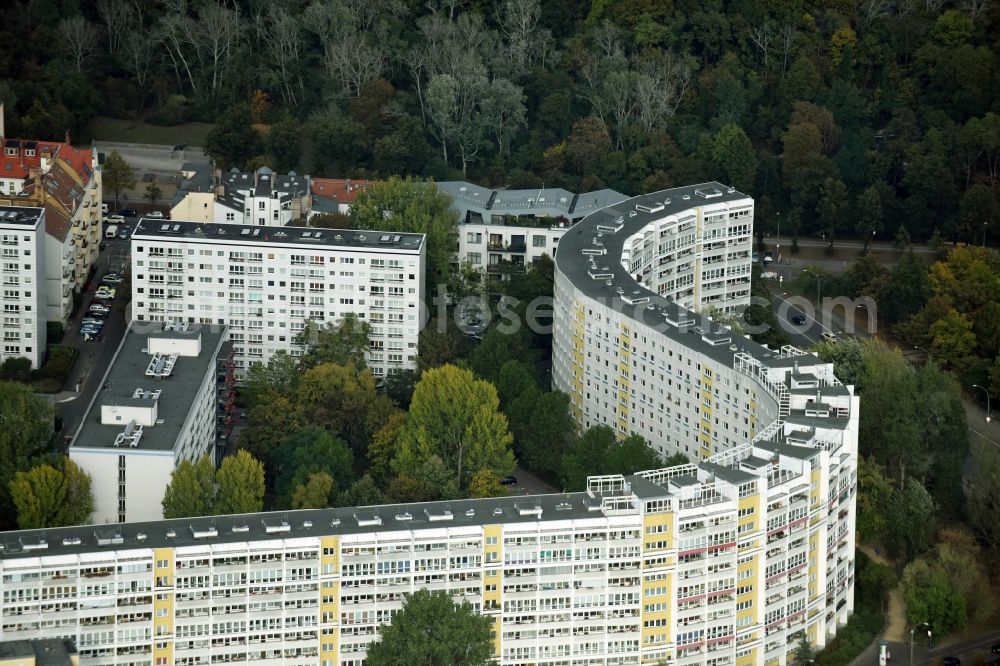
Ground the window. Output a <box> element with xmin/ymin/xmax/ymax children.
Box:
<box><xmin>532</xmin><ymin>234</ymin><xmax>546</xmax><ymax>247</ymax></box>
<box><xmin>467</xmin><ymin>252</ymin><xmax>481</xmax><ymax>265</ymax></box>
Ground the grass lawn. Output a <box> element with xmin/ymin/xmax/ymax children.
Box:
<box><xmin>85</xmin><ymin>116</ymin><xmax>214</xmax><ymax>147</ymax></box>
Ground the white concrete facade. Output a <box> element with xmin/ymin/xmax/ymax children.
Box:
<box><xmin>0</xmin><ymin>206</ymin><xmax>47</xmax><ymax>368</ymax></box>
<box><xmin>552</xmin><ymin>182</ymin><xmax>859</xmax><ymax>662</ymax></box>
<box><xmin>129</xmin><ymin>221</ymin><xmax>426</xmax><ymax>379</ymax></box>
<box><xmin>70</xmin><ymin>323</ymin><xmax>227</xmax><ymax>524</ymax></box>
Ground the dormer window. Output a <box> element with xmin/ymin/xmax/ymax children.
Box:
<box><xmin>25</xmin><ymin>149</ymin><xmax>35</xmax><ymax>157</ymax></box>
<box><xmin>4</xmin><ymin>148</ymin><xmax>16</xmax><ymax>156</ymax></box>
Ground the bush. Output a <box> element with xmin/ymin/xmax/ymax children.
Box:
<box><xmin>40</xmin><ymin>345</ymin><xmax>77</xmax><ymax>382</ymax></box>
<box><xmin>0</xmin><ymin>357</ymin><xmax>32</xmax><ymax>382</ymax></box>
<box><xmin>148</xmin><ymin>95</ymin><xmax>194</xmax><ymax>126</ymax></box>
<box><xmin>46</xmin><ymin>321</ymin><xmax>64</xmax><ymax>344</ymax></box>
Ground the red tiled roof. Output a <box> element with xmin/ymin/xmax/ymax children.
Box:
<box><xmin>0</xmin><ymin>137</ymin><xmax>93</xmax><ymax>187</ymax></box>
<box><xmin>310</xmin><ymin>178</ymin><xmax>380</xmax><ymax>204</ymax></box>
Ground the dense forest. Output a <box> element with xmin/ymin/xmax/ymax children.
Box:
<box><xmin>1</xmin><ymin>0</ymin><xmax>998</xmax><ymax>244</ymax></box>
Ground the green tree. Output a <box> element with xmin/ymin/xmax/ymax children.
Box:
<box><xmin>607</xmin><ymin>434</ymin><xmax>662</xmax><ymax>476</ymax></box>
<box><xmin>562</xmin><ymin>426</ymin><xmax>616</xmax><ymax>491</ymax></box>
<box><xmin>143</xmin><ymin>181</ymin><xmax>162</xmax><ymax>205</ymax></box>
<box><xmin>855</xmin><ymin>185</ymin><xmax>883</xmax><ymax>250</ymax></box>
<box><xmin>350</xmin><ymin>177</ymin><xmax>457</xmax><ymax>287</ymax></box>
<box><xmin>335</xmin><ymin>474</ymin><xmax>384</xmax><ymax>508</ymax></box>
<box><xmin>290</xmin><ymin>472</ymin><xmax>334</xmax><ymax>510</ymax></box>
<box><xmin>468</xmin><ymin>468</ymin><xmax>506</xmax><ymax>498</ymax></box>
<box><xmin>395</xmin><ymin>364</ymin><xmax>515</xmax><ymax>489</ymax></box>
<box><xmin>929</xmin><ymin>308</ymin><xmax>977</xmax><ymax>372</ymax></box>
<box><xmin>469</xmin><ymin>327</ymin><xmax>535</xmax><ymax>386</ymax></box>
<box><xmin>794</xmin><ymin>634</ymin><xmax>815</xmax><ymax>666</ymax></box>
<box><xmin>817</xmin><ymin>177</ymin><xmax>848</xmax><ymax>247</ymax></box>
<box><xmin>814</xmin><ymin>337</ymin><xmax>866</xmax><ymax>386</ymax></box>
<box><xmin>266</xmin><ymin>116</ymin><xmax>302</xmax><ymax>172</ymax></box>
<box><xmin>364</xmin><ymin>589</ymin><xmax>493</xmax><ymax>666</ymax></box>
<box><xmin>710</xmin><ymin>123</ymin><xmax>757</xmax><ymax>191</ymax></box>
<box><xmin>520</xmin><ymin>391</ymin><xmax>574</xmax><ymax>476</ymax></box>
<box><xmin>295</xmin><ymin>362</ymin><xmax>389</xmax><ymax>455</ymax></box>
<box><xmin>0</xmin><ymin>382</ymin><xmax>53</xmax><ymax>526</ymax></box>
<box><xmin>297</xmin><ymin>314</ymin><xmax>371</xmax><ymax>370</ymax></box>
<box><xmin>9</xmin><ymin>458</ymin><xmax>94</xmax><ymax>529</ymax></box>
<box><xmin>418</xmin><ymin>322</ymin><xmax>459</xmax><ymax>372</ymax></box>
<box><xmin>965</xmin><ymin>443</ymin><xmax>1000</xmax><ymax>549</ymax></box>
<box><xmin>309</xmin><ymin>212</ymin><xmax>352</xmax><ymax>229</ymax></box>
<box><xmin>215</xmin><ymin>450</ymin><xmax>265</xmax><ymax>515</ymax></box>
<box><xmin>902</xmin><ymin>557</ymin><xmax>967</xmax><ymax>637</ymax></box>
<box><xmin>102</xmin><ymin>150</ymin><xmax>135</xmax><ymax>210</ymax></box>
<box><xmin>205</xmin><ymin>104</ymin><xmax>264</xmax><ymax>170</ymax></box>
<box><xmin>276</xmin><ymin>426</ymin><xmax>353</xmax><ymax>507</ymax></box>
<box><xmin>959</xmin><ymin>184</ymin><xmax>997</xmax><ymax>245</ymax></box>
<box><xmin>162</xmin><ymin>456</ymin><xmax>216</xmax><ymax>519</ymax></box>
<box><xmin>881</xmin><ymin>251</ymin><xmax>929</xmax><ymax>324</ymax></box>
<box><xmin>887</xmin><ymin>478</ymin><xmax>936</xmax><ymax>560</ymax></box>
<box><xmin>856</xmin><ymin>457</ymin><xmax>894</xmax><ymax>542</ymax></box>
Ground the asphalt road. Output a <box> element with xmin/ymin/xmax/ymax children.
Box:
<box><xmin>854</xmin><ymin>630</ymin><xmax>1000</xmax><ymax>666</ymax></box>
<box><xmin>55</xmin><ymin>235</ymin><xmax>131</xmax><ymax>450</ymax></box>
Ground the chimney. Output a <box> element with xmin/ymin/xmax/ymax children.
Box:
<box><xmin>65</xmin><ymin>129</ymin><xmax>71</xmax><ymax>145</ymax></box>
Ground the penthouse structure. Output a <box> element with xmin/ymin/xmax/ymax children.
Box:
<box><xmin>170</xmin><ymin>166</ymin><xmax>311</xmax><ymax>226</ymax></box>
<box><xmin>129</xmin><ymin>220</ymin><xmax>425</xmax><ymax>379</ymax></box>
<box><xmin>437</xmin><ymin>181</ymin><xmax>628</xmax><ymax>279</ymax></box>
<box><xmin>0</xmin><ymin>436</ymin><xmax>854</xmax><ymax>666</ymax></box>
<box><xmin>0</xmin><ymin>206</ymin><xmax>47</xmax><ymax>368</ymax></box>
<box><xmin>69</xmin><ymin>322</ymin><xmax>229</xmax><ymax>524</ymax></box>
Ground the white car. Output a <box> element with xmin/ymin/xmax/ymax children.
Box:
<box><xmin>88</xmin><ymin>304</ymin><xmax>110</xmax><ymax>315</ymax></box>
<box><xmin>146</xmin><ymin>211</ymin><xmax>164</xmax><ymax>219</ymax></box>
<box><xmin>821</xmin><ymin>332</ymin><xmax>838</xmax><ymax>343</ymax></box>
<box><xmin>96</xmin><ymin>288</ymin><xmax>116</xmax><ymax>299</ymax></box>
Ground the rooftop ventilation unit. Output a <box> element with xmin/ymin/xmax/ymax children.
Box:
<box><xmin>581</xmin><ymin>247</ymin><xmax>604</xmax><ymax>256</ymax></box>
<box><xmin>95</xmin><ymin>530</ymin><xmax>124</xmax><ymax>547</ymax></box>
<box><xmin>159</xmin><ymin>224</ymin><xmax>171</xmax><ymax>232</ymax></box>
<box><xmin>355</xmin><ymin>512</ymin><xmax>382</xmax><ymax>527</ymax></box>
<box><xmin>114</xmin><ymin>421</ymin><xmax>143</xmax><ymax>448</ymax></box>
<box><xmin>132</xmin><ymin>388</ymin><xmax>162</xmax><ymax>400</ymax></box>
<box><xmin>240</xmin><ymin>228</ymin><xmax>251</xmax><ymax>235</ymax></box>
<box><xmin>636</xmin><ymin>203</ymin><xmax>664</xmax><ymax>214</ymax></box>
<box><xmin>425</xmin><ymin>508</ymin><xmax>454</xmax><ymax>522</ymax></box>
<box><xmin>231</xmin><ymin>525</ymin><xmax>250</xmax><ymax>533</ymax></box>
<box><xmin>514</xmin><ymin>503</ymin><xmax>543</xmax><ymax>517</ymax></box>
<box><xmin>191</xmin><ymin>524</ymin><xmax>218</xmax><ymax>539</ymax></box>
<box><xmin>262</xmin><ymin>518</ymin><xmax>291</xmax><ymax>534</ymax></box>
<box><xmin>145</xmin><ymin>352</ymin><xmax>178</xmax><ymax>378</ymax></box>
<box><xmin>380</xmin><ymin>234</ymin><xmax>391</xmax><ymax>243</ymax></box>
<box><xmin>695</xmin><ymin>187</ymin><xmax>723</xmax><ymax>199</ymax></box>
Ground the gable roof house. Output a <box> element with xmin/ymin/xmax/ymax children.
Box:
<box><xmin>0</xmin><ymin>111</ymin><xmax>101</xmax><ymax>323</ymax></box>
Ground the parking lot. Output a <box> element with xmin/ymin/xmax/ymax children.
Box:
<box><xmin>55</xmin><ymin>220</ymin><xmax>132</xmax><ymax>447</ymax></box>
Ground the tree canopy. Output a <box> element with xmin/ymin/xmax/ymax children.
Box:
<box><xmin>364</xmin><ymin>589</ymin><xmax>493</xmax><ymax>666</ymax></box>
<box><xmin>9</xmin><ymin>458</ymin><xmax>94</xmax><ymax>529</ymax></box>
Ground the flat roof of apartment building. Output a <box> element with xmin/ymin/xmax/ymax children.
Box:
<box><xmin>0</xmin><ymin>205</ymin><xmax>44</xmax><ymax>228</ymax></box>
<box><xmin>133</xmin><ymin>219</ymin><xmax>424</xmax><ymax>252</ymax></box>
<box><xmin>554</xmin><ymin>181</ymin><xmax>818</xmax><ymax>369</ymax></box>
<box><xmin>0</xmin><ymin>443</ymin><xmax>821</xmax><ymax>562</ymax></box>
<box><xmin>70</xmin><ymin>322</ymin><xmax>226</xmax><ymax>453</ymax></box>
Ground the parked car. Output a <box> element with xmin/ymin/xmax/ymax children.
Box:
<box><xmin>118</xmin><ymin>208</ymin><xmax>137</xmax><ymax>217</ymax></box>
<box><xmin>763</xmin><ymin>250</ymin><xmax>773</xmax><ymax>264</ymax></box>
<box><xmin>820</xmin><ymin>332</ymin><xmax>838</xmax><ymax>343</ymax></box>
<box><xmin>80</xmin><ymin>324</ymin><xmax>101</xmax><ymax>336</ymax></box>
<box><xmin>106</xmin><ymin>215</ymin><xmax>125</xmax><ymax>225</ymax></box>
<box><xmin>101</xmin><ymin>203</ymin><xmax>109</xmax><ymax>214</ymax></box>
<box><xmin>81</xmin><ymin>317</ymin><xmax>104</xmax><ymax>327</ymax></box>
<box><xmin>96</xmin><ymin>286</ymin><xmax>116</xmax><ymax>297</ymax></box>
<box><xmin>942</xmin><ymin>658</ymin><xmax>961</xmax><ymax>666</ymax></box>
<box><xmin>790</xmin><ymin>314</ymin><xmax>806</xmax><ymax>326</ymax></box>
<box><xmin>118</xmin><ymin>229</ymin><xmax>130</xmax><ymax>240</ymax></box>
<box><xmin>146</xmin><ymin>211</ymin><xmax>164</xmax><ymax>219</ymax></box>
<box><xmin>500</xmin><ymin>475</ymin><xmax>518</xmax><ymax>486</ymax></box>
<box><xmin>88</xmin><ymin>302</ymin><xmax>110</xmax><ymax>313</ymax></box>
<box><xmin>101</xmin><ymin>278</ymin><xmax>123</xmax><ymax>288</ymax></box>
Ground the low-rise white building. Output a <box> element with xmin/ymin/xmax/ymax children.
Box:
<box><xmin>130</xmin><ymin>220</ymin><xmax>426</xmax><ymax>379</ymax></box>
<box><xmin>69</xmin><ymin>322</ymin><xmax>228</xmax><ymax>524</ymax></box>
<box><xmin>0</xmin><ymin>206</ymin><xmax>47</xmax><ymax>368</ymax></box>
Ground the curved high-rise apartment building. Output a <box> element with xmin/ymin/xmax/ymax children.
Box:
<box><xmin>0</xmin><ymin>184</ymin><xmax>857</xmax><ymax>666</ymax></box>
<box><xmin>552</xmin><ymin>182</ymin><xmax>859</xmax><ymax>664</ymax></box>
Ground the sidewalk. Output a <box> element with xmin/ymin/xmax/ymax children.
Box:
<box><xmin>857</xmin><ymin>545</ymin><xmax>907</xmax><ymax>642</ymax></box>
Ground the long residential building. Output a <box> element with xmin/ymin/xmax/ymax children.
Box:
<box><xmin>0</xmin><ymin>206</ymin><xmax>47</xmax><ymax>368</ymax></box>
<box><xmin>69</xmin><ymin>322</ymin><xmax>229</xmax><ymax>524</ymax></box>
<box><xmin>129</xmin><ymin>220</ymin><xmax>425</xmax><ymax>379</ymax></box>
<box><xmin>0</xmin><ymin>436</ymin><xmax>855</xmax><ymax>666</ymax></box>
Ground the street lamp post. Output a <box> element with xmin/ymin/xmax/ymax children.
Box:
<box><xmin>910</xmin><ymin>623</ymin><xmax>932</xmax><ymax>666</ymax></box>
<box><xmin>971</xmin><ymin>384</ymin><xmax>992</xmax><ymax>423</ymax></box>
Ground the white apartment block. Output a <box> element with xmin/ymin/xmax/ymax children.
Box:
<box><xmin>438</xmin><ymin>181</ymin><xmax>628</xmax><ymax>278</ymax></box>
<box><xmin>0</xmin><ymin>442</ymin><xmax>855</xmax><ymax>666</ymax></box>
<box><xmin>0</xmin><ymin>206</ymin><xmax>46</xmax><ymax>368</ymax></box>
<box><xmin>69</xmin><ymin>322</ymin><xmax>228</xmax><ymax>524</ymax></box>
<box><xmin>129</xmin><ymin>220</ymin><xmax>425</xmax><ymax>379</ymax></box>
